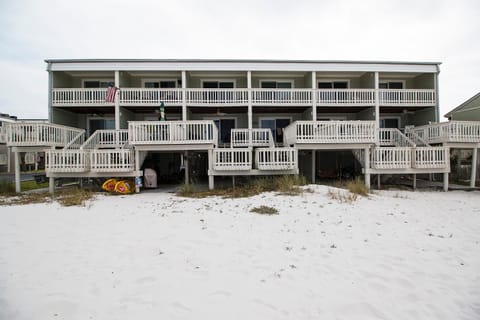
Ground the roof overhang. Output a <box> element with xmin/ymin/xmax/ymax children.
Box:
<box><xmin>45</xmin><ymin>59</ymin><xmax>441</xmax><ymax>73</ymax></box>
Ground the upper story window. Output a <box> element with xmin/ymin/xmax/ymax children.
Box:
<box><xmin>379</xmin><ymin>81</ymin><xmax>404</xmax><ymax>89</ymax></box>
<box><xmin>202</xmin><ymin>81</ymin><xmax>235</xmax><ymax>89</ymax></box>
<box><xmin>143</xmin><ymin>80</ymin><xmax>178</xmax><ymax>88</ymax></box>
<box><xmin>260</xmin><ymin>81</ymin><xmax>293</xmax><ymax>89</ymax></box>
<box><xmin>318</xmin><ymin>81</ymin><xmax>348</xmax><ymax>89</ymax></box>
<box><xmin>83</xmin><ymin>80</ymin><xmax>113</xmax><ymax>88</ymax></box>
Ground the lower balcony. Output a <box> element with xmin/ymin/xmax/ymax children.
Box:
<box><xmin>284</xmin><ymin>121</ymin><xmax>376</xmax><ymax>145</ymax></box>
<box><xmin>411</xmin><ymin>121</ymin><xmax>480</xmax><ymax>144</ymax></box>
<box><xmin>6</xmin><ymin>122</ymin><xmax>85</xmax><ymax>148</ymax></box>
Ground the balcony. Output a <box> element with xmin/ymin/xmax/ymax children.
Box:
<box><xmin>213</xmin><ymin>148</ymin><xmax>252</xmax><ymax>171</ymax></box>
<box><xmin>231</xmin><ymin>128</ymin><xmax>274</xmax><ymax>148</ymax></box>
<box><xmin>411</xmin><ymin>121</ymin><xmax>480</xmax><ymax>144</ymax></box>
<box><xmin>51</xmin><ymin>88</ymin><xmax>436</xmax><ymax>107</ymax></box>
<box><xmin>255</xmin><ymin>148</ymin><xmax>297</xmax><ymax>170</ymax></box>
<box><xmin>284</xmin><ymin>121</ymin><xmax>376</xmax><ymax>145</ymax></box>
<box><xmin>6</xmin><ymin>122</ymin><xmax>85</xmax><ymax>148</ymax></box>
<box><xmin>128</xmin><ymin>120</ymin><xmax>217</xmax><ymax>146</ymax></box>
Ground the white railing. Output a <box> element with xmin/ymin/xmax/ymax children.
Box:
<box><xmin>7</xmin><ymin>122</ymin><xmax>85</xmax><ymax>147</ymax></box>
<box><xmin>379</xmin><ymin>89</ymin><xmax>436</xmax><ymax>105</ymax></box>
<box><xmin>255</xmin><ymin>148</ymin><xmax>297</xmax><ymax>170</ymax></box>
<box><xmin>213</xmin><ymin>148</ymin><xmax>252</xmax><ymax>171</ymax></box>
<box><xmin>284</xmin><ymin>121</ymin><xmax>376</xmax><ymax>145</ymax></box>
<box><xmin>81</xmin><ymin>130</ymin><xmax>129</xmax><ymax>150</ymax></box>
<box><xmin>405</xmin><ymin>128</ymin><xmax>431</xmax><ymax>147</ymax></box>
<box><xmin>427</xmin><ymin>121</ymin><xmax>480</xmax><ymax>143</ymax></box>
<box><xmin>128</xmin><ymin>121</ymin><xmax>217</xmax><ymax>145</ymax></box>
<box><xmin>252</xmin><ymin>89</ymin><xmax>312</xmax><ymax>105</ymax></box>
<box><xmin>120</xmin><ymin>88</ymin><xmax>183</xmax><ymax>105</ymax></box>
<box><xmin>187</xmin><ymin>89</ymin><xmax>248</xmax><ymax>104</ymax></box>
<box><xmin>379</xmin><ymin>128</ymin><xmax>415</xmax><ymax>147</ymax></box>
<box><xmin>317</xmin><ymin>89</ymin><xmax>375</xmax><ymax>105</ymax></box>
<box><xmin>90</xmin><ymin>149</ymin><xmax>134</xmax><ymax>172</ymax></box>
<box><xmin>46</xmin><ymin>150</ymin><xmax>89</xmax><ymax>173</ymax></box>
<box><xmin>371</xmin><ymin>147</ymin><xmax>412</xmax><ymax>169</ymax></box>
<box><xmin>52</xmin><ymin>88</ymin><xmax>113</xmax><ymax>105</ymax></box>
<box><xmin>63</xmin><ymin>131</ymin><xmax>85</xmax><ymax>150</ymax></box>
<box><xmin>0</xmin><ymin>125</ymin><xmax>7</xmax><ymax>144</ymax></box>
<box><xmin>231</xmin><ymin>128</ymin><xmax>274</xmax><ymax>148</ymax></box>
<box><xmin>413</xmin><ymin>147</ymin><xmax>449</xmax><ymax>169</ymax></box>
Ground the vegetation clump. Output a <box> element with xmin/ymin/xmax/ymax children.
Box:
<box><xmin>346</xmin><ymin>178</ymin><xmax>369</xmax><ymax>196</ymax></box>
<box><xmin>250</xmin><ymin>205</ymin><xmax>279</xmax><ymax>215</ymax></box>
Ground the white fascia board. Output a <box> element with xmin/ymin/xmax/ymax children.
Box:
<box><xmin>47</xmin><ymin>61</ymin><xmax>439</xmax><ymax>74</ymax></box>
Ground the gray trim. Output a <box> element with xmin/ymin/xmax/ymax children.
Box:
<box><xmin>48</xmin><ymin>71</ymin><xmax>53</xmax><ymax>122</ymax></box>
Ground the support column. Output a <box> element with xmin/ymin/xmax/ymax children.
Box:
<box><xmin>377</xmin><ymin>174</ymin><xmax>381</xmax><ymax>189</ymax></box>
<box><xmin>184</xmin><ymin>151</ymin><xmax>189</xmax><ymax>184</ymax></box>
<box><xmin>135</xmin><ymin>150</ymin><xmax>141</xmax><ymax>193</ymax></box>
<box><xmin>311</xmin><ymin>150</ymin><xmax>316</xmax><ymax>183</ymax></box>
<box><xmin>14</xmin><ymin>151</ymin><xmax>20</xmax><ymax>193</ymax></box>
<box><xmin>374</xmin><ymin>72</ymin><xmax>380</xmax><ymax>144</ymax></box>
<box><xmin>114</xmin><ymin>71</ymin><xmax>120</xmax><ymax>130</ymax></box>
<box><xmin>49</xmin><ymin>177</ymin><xmax>54</xmax><ymax>194</ymax></box>
<box><xmin>182</xmin><ymin>71</ymin><xmax>187</xmax><ymax>121</ymax></box>
<box><xmin>443</xmin><ymin>172</ymin><xmax>449</xmax><ymax>191</ymax></box>
<box><xmin>247</xmin><ymin>71</ymin><xmax>253</xmax><ymax>146</ymax></box>
<box><xmin>364</xmin><ymin>147</ymin><xmax>370</xmax><ymax>189</ymax></box>
<box><xmin>208</xmin><ymin>149</ymin><xmax>214</xmax><ymax>190</ymax></box>
<box><xmin>471</xmin><ymin>147</ymin><xmax>478</xmax><ymax>188</ymax></box>
<box><xmin>7</xmin><ymin>147</ymin><xmax>11</xmax><ymax>173</ymax></box>
<box><xmin>413</xmin><ymin>174</ymin><xmax>417</xmax><ymax>190</ymax></box>
<box><xmin>311</xmin><ymin>71</ymin><xmax>317</xmax><ymax>121</ymax></box>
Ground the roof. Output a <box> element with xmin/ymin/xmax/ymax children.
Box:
<box><xmin>444</xmin><ymin>92</ymin><xmax>480</xmax><ymax>118</ymax></box>
<box><xmin>45</xmin><ymin>59</ymin><xmax>441</xmax><ymax>73</ymax></box>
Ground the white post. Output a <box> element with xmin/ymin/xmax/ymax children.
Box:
<box><xmin>374</xmin><ymin>72</ymin><xmax>380</xmax><ymax>144</ymax></box>
<box><xmin>14</xmin><ymin>151</ymin><xmax>20</xmax><ymax>193</ymax></box>
<box><xmin>135</xmin><ymin>150</ymin><xmax>140</xmax><ymax>193</ymax></box>
<box><xmin>184</xmin><ymin>151</ymin><xmax>189</xmax><ymax>184</ymax></box>
<box><xmin>182</xmin><ymin>71</ymin><xmax>187</xmax><ymax>121</ymax></box>
<box><xmin>413</xmin><ymin>173</ymin><xmax>417</xmax><ymax>190</ymax></box>
<box><xmin>247</xmin><ymin>71</ymin><xmax>253</xmax><ymax>146</ymax></box>
<box><xmin>114</xmin><ymin>71</ymin><xmax>120</xmax><ymax>130</ymax></box>
<box><xmin>311</xmin><ymin>150</ymin><xmax>316</xmax><ymax>183</ymax></box>
<box><xmin>377</xmin><ymin>174</ymin><xmax>381</xmax><ymax>189</ymax></box>
<box><xmin>311</xmin><ymin>71</ymin><xmax>317</xmax><ymax>121</ymax></box>
<box><xmin>364</xmin><ymin>147</ymin><xmax>370</xmax><ymax>189</ymax></box>
<box><xmin>7</xmin><ymin>147</ymin><xmax>11</xmax><ymax>173</ymax></box>
<box><xmin>49</xmin><ymin>177</ymin><xmax>54</xmax><ymax>194</ymax></box>
<box><xmin>471</xmin><ymin>147</ymin><xmax>478</xmax><ymax>188</ymax></box>
<box><xmin>443</xmin><ymin>172</ymin><xmax>449</xmax><ymax>191</ymax></box>
<box><xmin>208</xmin><ymin>149</ymin><xmax>214</xmax><ymax>190</ymax></box>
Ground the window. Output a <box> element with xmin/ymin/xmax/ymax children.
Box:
<box><xmin>144</xmin><ymin>80</ymin><xmax>177</xmax><ymax>88</ymax></box>
<box><xmin>379</xmin><ymin>81</ymin><xmax>404</xmax><ymax>89</ymax></box>
<box><xmin>83</xmin><ymin>80</ymin><xmax>113</xmax><ymax>88</ymax></box>
<box><xmin>260</xmin><ymin>118</ymin><xmax>291</xmax><ymax>143</ymax></box>
<box><xmin>380</xmin><ymin>118</ymin><xmax>400</xmax><ymax>129</ymax></box>
<box><xmin>318</xmin><ymin>81</ymin><xmax>349</xmax><ymax>89</ymax></box>
<box><xmin>88</xmin><ymin>118</ymin><xmax>115</xmax><ymax>136</ymax></box>
<box><xmin>260</xmin><ymin>81</ymin><xmax>293</xmax><ymax>89</ymax></box>
<box><xmin>202</xmin><ymin>81</ymin><xmax>235</xmax><ymax>88</ymax></box>
<box><xmin>213</xmin><ymin>119</ymin><xmax>236</xmax><ymax>144</ymax></box>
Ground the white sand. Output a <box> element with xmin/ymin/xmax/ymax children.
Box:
<box><xmin>1</xmin><ymin>186</ymin><xmax>479</xmax><ymax>320</ymax></box>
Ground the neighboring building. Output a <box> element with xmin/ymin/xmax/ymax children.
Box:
<box><xmin>445</xmin><ymin>92</ymin><xmax>480</xmax><ymax>121</ymax></box>
<box><xmin>5</xmin><ymin>59</ymin><xmax>480</xmax><ymax>192</ymax></box>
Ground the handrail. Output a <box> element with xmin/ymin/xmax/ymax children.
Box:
<box><xmin>63</xmin><ymin>131</ymin><xmax>85</xmax><ymax>150</ymax></box>
<box><xmin>231</xmin><ymin>128</ymin><xmax>274</xmax><ymax>148</ymax></box>
<box><xmin>81</xmin><ymin>129</ymin><xmax>128</xmax><ymax>150</ymax></box>
<box><xmin>7</xmin><ymin>122</ymin><xmax>85</xmax><ymax>147</ymax></box>
<box><xmin>378</xmin><ymin>128</ymin><xmax>415</xmax><ymax>147</ymax></box>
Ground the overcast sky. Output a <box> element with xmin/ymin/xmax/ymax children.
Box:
<box><xmin>0</xmin><ymin>0</ymin><xmax>479</xmax><ymax>119</ymax></box>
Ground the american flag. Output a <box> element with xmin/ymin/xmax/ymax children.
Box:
<box><xmin>105</xmin><ymin>86</ymin><xmax>118</xmax><ymax>103</ymax></box>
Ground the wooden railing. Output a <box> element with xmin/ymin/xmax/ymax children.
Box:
<box><xmin>81</xmin><ymin>130</ymin><xmax>128</xmax><ymax>150</ymax></box>
<box><xmin>213</xmin><ymin>148</ymin><xmax>251</xmax><ymax>171</ymax></box>
<box><xmin>52</xmin><ymin>88</ymin><xmax>113</xmax><ymax>105</ymax></box>
<box><xmin>317</xmin><ymin>89</ymin><xmax>375</xmax><ymax>105</ymax></box>
<box><xmin>252</xmin><ymin>89</ymin><xmax>312</xmax><ymax>105</ymax></box>
<box><xmin>186</xmin><ymin>89</ymin><xmax>248</xmax><ymax>104</ymax></box>
<box><xmin>90</xmin><ymin>149</ymin><xmax>134</xmax><ymax>172</ymax></box>
<box><xmin>52</xmin><ymin>88</ymin><xmax>436</xmax><ymax>106</ymax></box>
<box><xmin>379</xmin><ymin>128</ymin><xmax>415</xmax><ymax>147</ymax></box>
<box><xmin>231</xmin><ymin>128</ymin><xmax>274</xmax><ymax>148</ymax></box>
<box><xmin>128</xmin><ymin>121</ymin><xmax>217</xmax><ymax>145</ymax></box>
<box><xmin>255</xmin><ymin>148</ymin><xmax>297</xmax><ymax>170</ymax></box>
<box><xmin>7</xmin><ymin>122</ymin><xmax>85</xmax><ymax>147</ymax></box>
<box><xmin>410</xmin><ymin>121</ymin><xmax>480</xmax><ymax>144</ymax></box>
<box><xmin>46</xmin><ymin>150</ymin><xmax>90</xmax><ymax>173</ymax></box>
<box><xmin>413</xmin><ymin>147</ymin><xmax>449</xmax><ymax>169</ymax></box>
<box><xmin>120</xmin><ymin>88</ymin><xmax>183</xmax><ymax>105</ymax></box>
<box><xmin>284</xmin><ymin>121</ymin><xmax>376</xmax><ymax>145</ymax></box>
<box><xmin>371</xmin><ymin>147</ymin><xmax>411</xmax><ymax>169</ymax></box>
<box><xmin>379</xmin><ymin>89</ymin><xmax>436</xmax><ymax>105</ymax></box>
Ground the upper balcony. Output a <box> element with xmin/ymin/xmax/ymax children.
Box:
<box><xmin>51</xmin><ymin>88</ymin><xmax>436</xmax><ymax>107</ymax></box>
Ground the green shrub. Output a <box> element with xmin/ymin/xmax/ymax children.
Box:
<box><xmin>347</xmin><ymin>178</ymin><xmax>369</xmax><ymax>196</ymax></box>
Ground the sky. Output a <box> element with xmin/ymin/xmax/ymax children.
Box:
<box><xmin>0</xmin><ymin>0</ymin><xmax>479</xmax><ymax>119</ymax></box>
